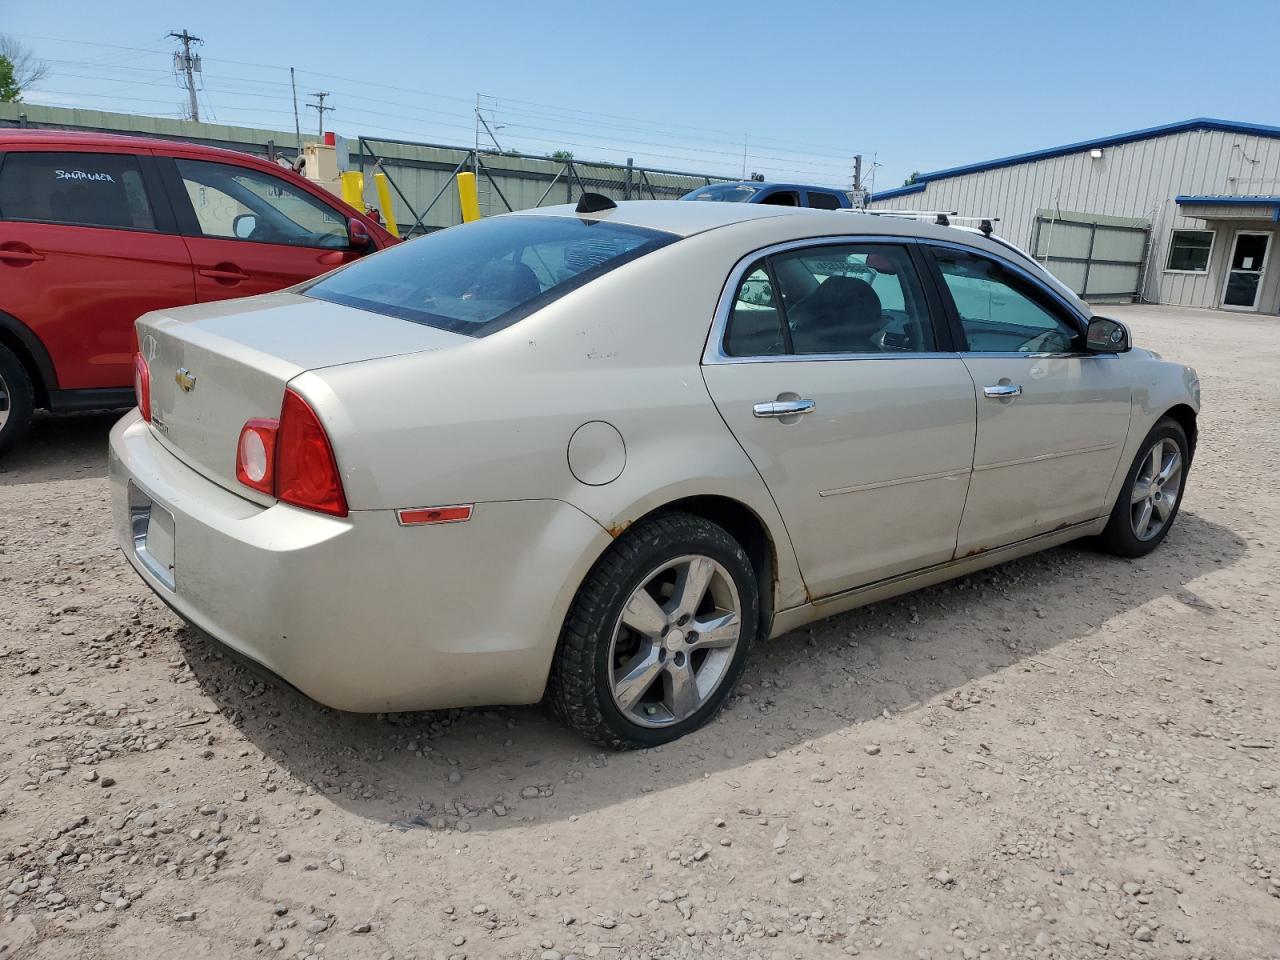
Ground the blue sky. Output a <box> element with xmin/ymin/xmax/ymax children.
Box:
<box><xmin>6</xmin><ymin>0</ymin><xmax>1279</xmax><ymax>191</ymax></box>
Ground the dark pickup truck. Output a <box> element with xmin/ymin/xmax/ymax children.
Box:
<box><xmin>680</xmin><ymin>180</ymin><xmax>851</xmax><ymax>209</ymax></box>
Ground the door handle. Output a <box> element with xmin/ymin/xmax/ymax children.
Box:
<box><xmin>198</xmin><ymin>266</ymin><xmax>249</xmax><ymax>283</ymax></box>
<box><xmin>753</xmin><ymin>398</ymin><xmax>816</xmax><ymax>418</ymax></box>
<box><xmin>983</xmin><ymin>383</ymin><xmax>1023</xmax><ymax>399</ymax></box>
<box><xmin>0</xmin><ymin>247</ymin><xmax>45</xmax><ymax>265</ymax></box>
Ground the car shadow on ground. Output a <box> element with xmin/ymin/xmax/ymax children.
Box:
<box><xmin>172</xmin><ymin>507</ymin><xmax>1246</xmax><ymax>834</ymax></box>
<box><xmin>0</xmin><ymin>411</ymin><xmax>119</xmax><ymax>485</ymax></box>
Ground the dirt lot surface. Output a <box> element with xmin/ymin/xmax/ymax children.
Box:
<box><xmin>1</xmin><ymin>304</ymin><xmax>1278</xmax><ymax>960</ymax></box>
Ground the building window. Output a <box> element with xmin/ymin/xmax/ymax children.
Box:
<box><xmin>1166</xmin><ymin>230</ymin><xmax>1214</xmax><ymax>273</ymax></box>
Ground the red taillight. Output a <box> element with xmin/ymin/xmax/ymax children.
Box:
<box><xmin>235</xmin><ymin>389</ymin><xmax>347</xmax><ymax>517</ymax></box>
<box><xmin>132</xmin><ymin>352</ymin><xmax>151</xmax><ymax>422</ymax></box>
<box><xmin>274</xmin><ymin>388</ymin><xmax>348</xmax><ymax>517</ymax></box>
<box><xmin>235</xmin><ymin>418</ymin><xmax>279</xmax><ymax>495</ymax></box>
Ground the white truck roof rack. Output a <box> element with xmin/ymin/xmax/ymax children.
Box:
<box><xmin>844</xmin><ymin>208</ymin><xmax>1001</xmax><ymax>236</ymax></box>
<box><xmin>842</xmin><ymin>209</ymin><xmax>1081</xmax><ymax>304</ymax></box>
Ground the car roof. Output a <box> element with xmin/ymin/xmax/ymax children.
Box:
<box><xmin>513</xmin><ymin>200</ymin><xmax>1090</xmax><ymax>313</ymax></box>
<box><xmin>513</xmin><ymin>199</ymin><xmax>950</xmax><ymax>241</ymax></box>
<box><xmin>0</xmin><ymin>128</ymin><xmax>274</xmax><ymax>166</ymax></box>
<box><xmin>513</xmin><ymin>199</ymin><xmax>837</xmax><ymax>237</ymax></box>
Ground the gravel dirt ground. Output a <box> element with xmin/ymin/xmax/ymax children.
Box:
<box><xmin>1</xmin><ymin>304</ymin><xmax>1277</xmax><ymax>960</ymax></box>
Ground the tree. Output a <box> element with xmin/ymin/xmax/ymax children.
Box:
<box><xmin>550</xmin><ymin>149</ymin><xmax>574</xmax><ymax>163</ymax></box>
<box><xmin>903</xmin><ymin>171</ymin><xmax>920</xmax><ymax>187</ymax></box>
<box><xmin>0</xmin><ymin>58</ymin><xmax>17</xmax><ymax>103</ymax></box>
<box><xmin>0</xmin><ymin>35</ymin><xmax>49</xmax><ymax>103</ymax></box>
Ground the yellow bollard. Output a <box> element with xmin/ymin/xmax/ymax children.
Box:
<box><xmin>340</xmin><ymin>170</ymin><xmax>364</xmax><ymax>209</ymax></box>
<box><xmin>457</xmin><ymin>171</ymin><xmax>481</xmax><ymax>223</ymax></box>
<box><xmin>373</xmin><ymin>172</ymin><xmax>400</xmax><ymax>238</ymax></box>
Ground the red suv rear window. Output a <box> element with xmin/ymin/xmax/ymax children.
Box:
<box><xmin>0</xmin><ymin>151</ymin><xmax>157</xmax><ymax>231</ymax></box>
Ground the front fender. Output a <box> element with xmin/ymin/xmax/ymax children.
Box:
<box><xmin>1102</xmin><ymin>355</ymin><xmax>1200</xmax><ymax>510</ymax></box>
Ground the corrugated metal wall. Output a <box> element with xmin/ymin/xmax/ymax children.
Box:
<box><xmin>0</xmin><ymin>103</ymin><xmax>725</xmax><ymax>234</ymax></box>
<box><xmin>868</xmin><ymin>127</ymin><xmax>1280</xmax><ymax>306</ymax></box>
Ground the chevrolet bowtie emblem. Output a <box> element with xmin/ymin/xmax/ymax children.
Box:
<box><xmin>175</xmin><ymin>368</ymin><xmax>197</xmax><ymax>393</ymax></box>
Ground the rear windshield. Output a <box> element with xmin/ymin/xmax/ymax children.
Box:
<box><xmin>682</xmin><ymin>183</ymin><xmax>762</xmax><ymax>203</ymax></box>
<box><xmin>305</xmin><ymin>215</ymin><xmax>677</xmax><ymax>337</ymax></box>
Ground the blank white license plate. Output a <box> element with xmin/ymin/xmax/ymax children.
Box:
<box><xmin>128</xmin><ymin>483</ymin><xmax>176</xmax><ymax>590</ymax></box>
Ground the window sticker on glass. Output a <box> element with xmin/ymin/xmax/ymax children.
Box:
<box><xmin>54</xmin><ymin>169</ymin><xmax>117</xmax><ymax>183</ymax></box>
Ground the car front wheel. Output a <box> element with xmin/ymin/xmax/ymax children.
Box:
<box><xmin>1096</xmin><ymin>416</ymin><xmax>1190</xmax><ymax>557</ymax></box>
<box><xmin>549</xmin><ymin>511</ymin><xmax>759</xmax><ymax>748</ymax></box>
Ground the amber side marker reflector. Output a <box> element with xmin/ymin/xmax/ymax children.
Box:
<box><xmin>397</xmin><ymin>504</ymin><xmax>474</xmax><ymax>526</ymax></box>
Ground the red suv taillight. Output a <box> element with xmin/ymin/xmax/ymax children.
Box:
<box><xmin>132</xmin><ymin>352</ymin><xmax>151</xmax><ymax>422</ymax></box>
<box><xmin>234</xmin><ymin>388</ymin><xmax>348</xmax><ymax>517</ymax></box>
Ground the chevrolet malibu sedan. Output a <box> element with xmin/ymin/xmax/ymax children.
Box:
<box><xmin>110</xmin><ymin>198</ymin><xmax>1200</xmax><ymax>747</ymax></box>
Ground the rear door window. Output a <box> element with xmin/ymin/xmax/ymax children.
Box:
<box><xmin>805</xmin><ymin>191</ymin><xmax>843</xmax><ymax>210</ymax></box>
<box><xmin>722</xmin><ymin>243</ymin><xmax>939</xmax><ymax>356</ymax></box>
<box><xmin>0</xmin><ymin>151</ymin><xmax>157</xmax><ymax>230</ymax></box>
<box><xmin>306</xmin><ymin>215</ymin><xmax>677</xmax><ymax>337</ymax></box>
<box><xmin>759</xmin><ymin>190</ymin><xmax>800</xmax><ymax>207</ymax></box>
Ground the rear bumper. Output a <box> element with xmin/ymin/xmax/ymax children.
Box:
<box><xmin>108</xmin><ymin>411</ymin><xmax>612</xmax><ymax>712</ymax></box>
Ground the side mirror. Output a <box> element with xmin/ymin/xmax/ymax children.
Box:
<box><xmin>232</xmin><ymin>213</ymin><xmax>257</xmax><ymax>239</ymax></box>
<box><xmin>1086</xmin><ymin>316</ymin><xmax>1130</xmax><ymax>354</ymax></box>
<box><xmin>347</xmin><ymin>216</ymin><xmax>373</xmax><ymax>252</ymax></box>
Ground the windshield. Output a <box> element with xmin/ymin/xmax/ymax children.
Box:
<box><xmin>682</xmin><ymin>183</ymin><xmax>763</xmax><ymax>203</ymax></box>
<box><xmin>305</xmin><ymin>216</ymin><xmax>676</xmax><ymax>337</ymax></box>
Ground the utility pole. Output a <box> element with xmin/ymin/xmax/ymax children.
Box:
<box><xmin>307</xmin><ymin>92</ymin><xmax>333</xmax><ymax>136</ymax></box>
<box><xmin>290</xmin><ymin>67</ymin><xmax>301</xmax><ymax>150</ymax></box>
<box><xmin>168</xmin><ymin>29</ymin><xmax>203</xmax><ymax>122</ymax></box>
<box><xmin>853</xmin><ymin>154</ymin><xmax>863</xmax><ymax>206</ymax></box>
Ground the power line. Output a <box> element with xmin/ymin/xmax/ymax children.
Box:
<box><xmin>20</xmin><ymin>40</ymin><xmax>868</xmax><ymax>182</ymax></box>
<box><xmin>22</xmin><ymin>36</ymin><xmax>867</xmax><ymax>168</ymax></box>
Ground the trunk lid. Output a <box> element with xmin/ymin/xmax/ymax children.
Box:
<box><xmin>139</xmin><ymin>291</ymin><xmax>467</xmax><ymax>500</ymax></box>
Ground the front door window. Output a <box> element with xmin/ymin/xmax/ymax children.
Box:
<box><xmin>175</xmin><ymin>158</ymin><xmax>350</xmax><ymax>249</ymax></box>
<box><xmin>1222</xmin><ymin>232</ymin><xmax>1271</xmax><ymax>310</ymax></box>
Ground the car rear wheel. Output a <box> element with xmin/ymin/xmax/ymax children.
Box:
<box><xmin>548</xmin><ymin>511</ymin><xmax>759</xmax><ymax>748</ymax></box>
<box><xmin>0</xmin><ymin>344</ymin><xmax>35</xmax><ymax>458</ymax></box>
<box><xmin>1096</xmin><ymin>417</ymin><xmax>1189</xmax><ymax>557</ymax></box>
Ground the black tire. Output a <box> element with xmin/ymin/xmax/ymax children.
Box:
<box><xmin>1095</xmin><ymin>416</ymin><xmax>1190</xmax><ymax>558</ymax></box>
<box><xmin>548</xmin><ymin>511</ymin><xmax>760</xmax><ymax>749</ymax></box>
<box><xmin>0</xmin><ymin>343</ymin><xmax>35</xmax><ymax>459</ymax></box>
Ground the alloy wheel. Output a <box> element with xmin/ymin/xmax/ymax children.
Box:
<box><xmin>608</xmin><ymin>554</ymin><xmax>743</xmax><ymax>728</ymax></box>
<box><xmin>1130</xmin><ymin>437</ymin><xmax>1183</xmax><ymax>541</ymax></box>
<box><xmin>0</xmin><ymin>371</ymin><xmax>9</xmax><ymax>432</ymax></box>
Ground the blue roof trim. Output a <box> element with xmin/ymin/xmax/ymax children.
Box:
<box><xmin>867</xmin><ymin>181</ymin><xmax>927</xmax><ymax>201</ymax></box>
<box><xmin>869</xmin><ymin>118</ymin><xmax>1280</xmax><ymax>202</ymax></box>
<box><xmin>1176</xmin><ymin>194</ymin><xmax>1280</xmax><ymax>206</ymax></box>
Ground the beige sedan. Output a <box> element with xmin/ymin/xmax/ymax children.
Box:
<box><xmin>110</xmin><ymin>199</ymin><xmax>1200</xmax><ymax>747</ymax></box>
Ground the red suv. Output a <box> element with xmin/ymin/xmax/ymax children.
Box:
<box><xmin>0</xmin><ymin>130</ymin><xmax>396</xmax><ymax>455</ymax></box>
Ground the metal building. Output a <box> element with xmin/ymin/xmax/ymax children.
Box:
<box><xmin>867</xmin><ymin>118</ymin><xmax>1280</xmax><ymax>315</ymax></box>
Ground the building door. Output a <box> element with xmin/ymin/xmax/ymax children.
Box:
<box><xmin>1221</xmin><ymin>231</ymin><xmax>1271</xmax><ymax>311</ymax></box>
<box><xmin>1030</xmin><ymin>209</ymin><xmax>1150</xmax><ymax>301</ymax></box>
